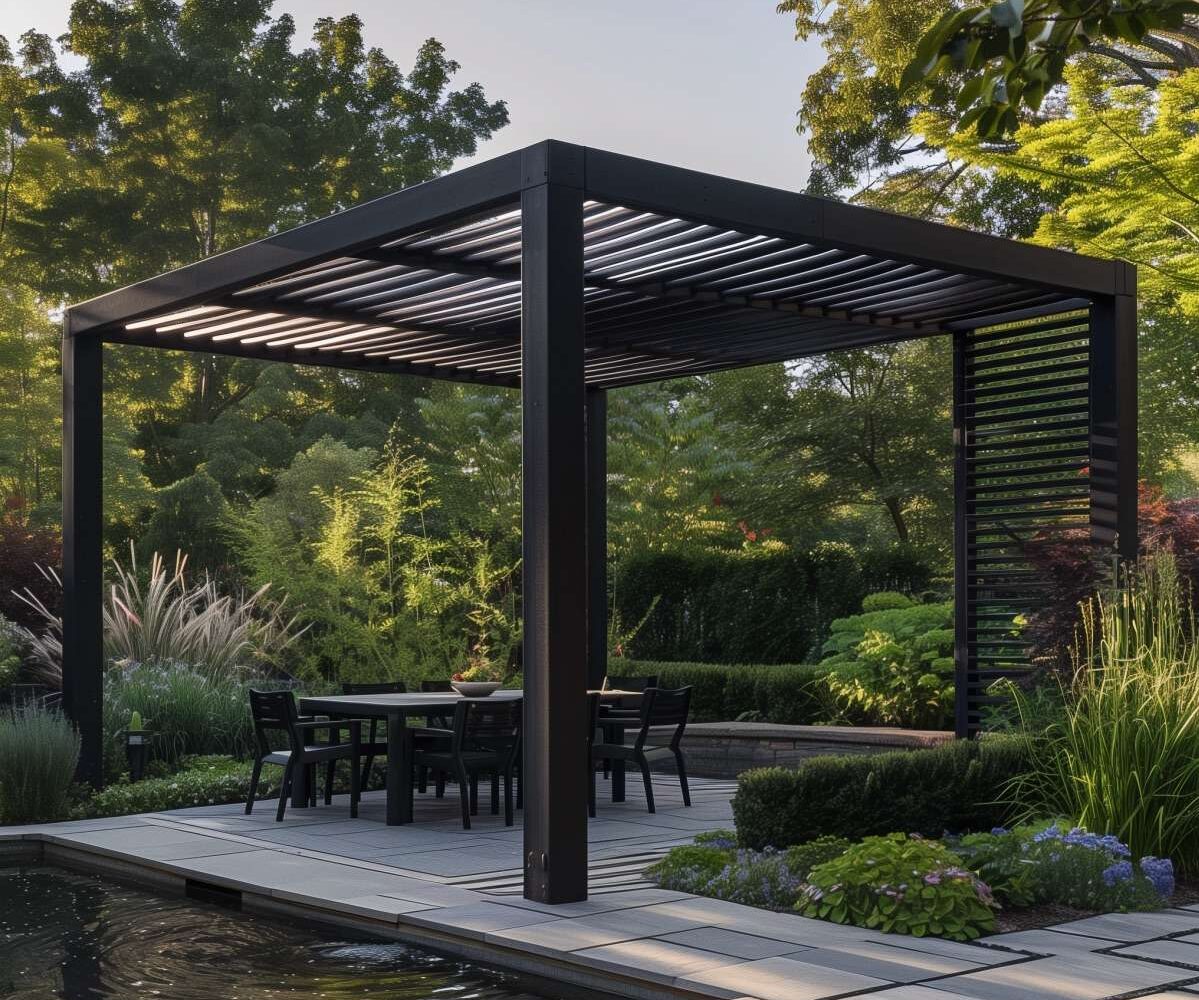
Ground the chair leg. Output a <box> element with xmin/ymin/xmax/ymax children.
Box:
<box><xmin>435</xmin><ymin>771</ymin><xmax>446</xmax><ymax>798</ymax></box>
<box><xmin>638</xmin><ymin>756</ymin><xmax>655</xmax><ymax>814</ymax></box>
<box><xmin>323</xmin><ymin>761</ymin><xmax>335</xmax><ymax>805</ymax></box>
<box><xmin>469</xmin><ymin>774</ymin><xmax>479</xmax><ymax>816</ymax></box>
<box><xmin>361</xmin><ymin>755</ymin><xmax>375</xmax><ymax>791</ymax></box>
<box><xmin>674</xmin><ymin>749</ymin><xmax>691</xmax><ymax>807</ymax></box>
<box><xmin>503</xmin><ymin>768</ymin><xmax>515</xmax><ymax>826</ymax></box>
<box><xmin>456</xmin><ymin>763</ymin><xmax>472</xmax><ymax>830</ymax></box>
<box><xmin>245</xmin><ymin>758</ymin><xmax>262</xmax><ymax>815</ymax></box>
<box><xmin>350</xmin><ymin>750</ymin><xmax>360</xmax><ymax>819</ymax></box>
<box><xmin>588</xmin><ymin>758</ymin><xmax>597</xmax><ymax>818</ymax></box>
<box><xmin>417</xmin><ymin>765</ymin><xmax>427</xmax><ymax>794</ymax></box>
<box><xmin>277</xmin><ymin>759</ymin><xmax>295</xmax><ymax>822</ymax></box>
<box><xmin>490</xmin><ymin>772</ymin><xmax>500</xmax><ymax>815</ymax></box>
<box><xmin>307</xmin><ymin>764</ymin><xmax>317</xmax><ymax>808</ymax></box>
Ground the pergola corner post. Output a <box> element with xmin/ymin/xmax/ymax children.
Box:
<box><xmin>951</xmin><ymin>330</ymin><xmax>971</xmax><ymax>740</ymax></box>
<box><xmin>1090</xmin><ymin>269</ymin><xmax>1138</xmax><ymax>562</ymax></box>
<box><xmin>520</xmin><ymin>151</ymin><xmax>590</xmax><ymax>904</ymax></box>
<box><xmin>61</xmin><ymin>315</ymin><xmax>105</xmax><ymax>787</ymax></box>
<box><xmin>586</xmin><ymin>389</ymin><xmax>608</xmax><ymax>690</ymax></box>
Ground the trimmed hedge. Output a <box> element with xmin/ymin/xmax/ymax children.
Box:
<box><xmin>611</xmin><ymin>659</ymin><xmax>828</xmax><ymax>725</ymax></box>
<box><xmin>76</xmin><ymin>755</ymin><xmax>281</xmax><ymax>819</ymax></box>
<box><xmin>615</xmin><ymin>543</ymin><xmax>936</xmax><ymax>664</ymax></box>
<box><xmin>733</xmin><ymin>736</ymin><xmax>1031</xmax><ymax>849</ymax></box>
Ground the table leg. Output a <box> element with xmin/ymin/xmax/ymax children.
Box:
<box><xmin>386</xmin><ymin>710</ymin><xmax>413</xmax><ymax>825</ymax></box>
<box><xmin>292</xmin><ymin>763</ymin><xmax>310</xmax><ymax>808</ymax></box>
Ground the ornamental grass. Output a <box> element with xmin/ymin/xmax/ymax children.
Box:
<box><xmin>1011</xmin><ymin>553</ymin><xmax>1199</xmax><ymax>873</ymax></box>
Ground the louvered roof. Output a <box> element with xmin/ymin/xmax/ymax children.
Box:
<box><xmin>67</xmin><ymin>141</ymin><xmax>1129</xmax><ymax>389</ymax></box>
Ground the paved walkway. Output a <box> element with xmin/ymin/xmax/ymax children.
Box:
<box><xmin>6</xmin><ymin>774</ymin><xmax>1199</xmax><ymax>999</ymax></box>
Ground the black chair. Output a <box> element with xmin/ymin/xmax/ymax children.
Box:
<box><xmin>411</xmin><ymin>698</ymin><xmax>522</xmax><ymax>829</ymax></box>
<box><xmin>598</xmin><ymin>674</ymin><xmax>659</xmax><ymax>776</ymax></box>
<box><xmin>340</xmin><ymin>681</ymin><xmax>407</xmax><ymax>788</ymax></box>
<box><xmin>417</xmin><ymin>679</ymin><xmax>456</xmax><ymax>795</ymax></box>
<box><xmin>246</xmin><ymin>689</ymin><xmax>364</xmax><ymax>822</ymax></box>
<box><xmin>591</xmin><ymin>686</ymin><xmax>691</xmax><ymax>814</ymax></box>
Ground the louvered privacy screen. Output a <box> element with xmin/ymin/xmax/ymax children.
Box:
<box><xmin>953</xmin><ymin>311</ymin><xmax>1113</xmax><ymax>736</ymax></box>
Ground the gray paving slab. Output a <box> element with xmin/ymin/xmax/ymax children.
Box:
<box><xmin>656</xmin><ymin>926</ymin><xmax>811</xmax><ymax>960</ymax></box>
<box><xmin>572</xmin><ymin>938</ymin><xmax>746</xmax><ymax>983</ymax></box>
<box><xmin>1113</xmin><ymin>939</ymin><xmax>1199</xmax><ymax>969</ymax></box>
<box><xmin>790</xmin><ymin>939</ymin><xmax>986</xmax><ymax>982</ymax></box>
<box><xmin>493</xmin><ymin>886</ymin><xmax>692</xmax><ymax>916</ymax></box>
<box><xmin>979</xmin><ymin>928</ymin><xmax>1112</xmax><ymax>955</ymax></box>
<box><xmin>931</xmin><ymin>952</ymin><xmax>1190</xmax><ymax>1000</ymax></box>
<box><xmin>401</xmin><ymin>901</ymin><xmax>560</xmax><ymax>933</ymax></box>
<box><xmin>678</xmin><ymin>954</ymin><xmax>889</xmax><ymax>1000</ymax></box>
<box><xmin>865</xmin><ymin>988</ymin><xmax>981</xmax><ymax>999</ymax></box>
<box><xmin>1051</xmin><ymin>911</ymin><xmax>1199</xmax><ymax>942</ymax></box>
<box><xmin>490</xmin><ymin>903</ymin><xmax>713</xmax><ymax>954</ymax></box>
<box><xmin>387</xmin><ymin>842</ymin><xmax>522</xmax><ymax>876</ymax></box>
<box><xmin>135</xmin><ymin>839</ymin><xmax>263</xmax><ymax>861</ymax></box>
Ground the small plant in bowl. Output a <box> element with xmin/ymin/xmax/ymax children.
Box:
<box><xmin>451</xmin><ymin>647</ymin><xmax>505</xmax><ymax>697</ymax></box>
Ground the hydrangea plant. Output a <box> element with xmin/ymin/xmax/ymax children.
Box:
<box><xmin>1023</xmin><ymin>823</ymin><xmax>1171</xmax><ymax>911</ymax></box>
<box><xmin>797</xmin><ymin>833</ymin><xmax>997</xmax><ymax>941</ymax></box>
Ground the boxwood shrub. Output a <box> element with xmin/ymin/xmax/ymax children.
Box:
<box><xmin>610</xmin><ymin>659</ymin><xmax>829</xmax><ymax>725</ymax></box>
<box><xmin>733</xmin><ymin>736</ymin><xmax>1031</xmax><ymax>849</ymax></box>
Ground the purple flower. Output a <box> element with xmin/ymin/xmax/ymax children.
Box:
<box><xmin>990</xmin><ymin>826</ymin><xmax>1009</xmax><ymax>836</ymax></box>
<box><xmin>1140</xmin><ymin>857</ymin><xmax>1174</xmax><ymax>898</ymax></box>
<box><xmin>1101</xmin><ymin>861</ymin><xmax>1133</xmax><ymax>887</ymax></box>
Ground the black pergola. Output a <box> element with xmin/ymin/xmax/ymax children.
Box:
<box><xmin>62</xmin><ymin>140</ymin><xmax>1137</xmax><ymax>903</ymax></box>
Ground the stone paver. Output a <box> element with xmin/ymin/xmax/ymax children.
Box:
<box><xmin>931</xmin><ymin>952</ymin><xmax>1191</xmax><ymax>1000</ymax></box>
<box><xmin>679</xmin><ymin>954</ymin><xmax>889</xmax><ymax>999</ymax></box>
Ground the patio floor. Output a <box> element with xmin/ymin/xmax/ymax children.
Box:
<box><xmin>8</xmin><ymin>773</ymin><xmax>1199</xmax><ymax>1000</ymax></box>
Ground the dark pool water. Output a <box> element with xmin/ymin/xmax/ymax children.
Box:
<box><xmin>0</xmin><ymin>866</ymin><xmax>583</xmax><ymax>999</ymax></box>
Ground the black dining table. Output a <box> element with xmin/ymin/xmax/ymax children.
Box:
<box><xmin>298</xmin><ymin>688</ymin><xmax>642</xmax><ymax>825</ymax></box>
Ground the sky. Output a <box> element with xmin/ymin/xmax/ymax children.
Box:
<box><xmin>0</xmin><ymin>0</ymin><xmax>822</xmax><ymax>190</ymax></box>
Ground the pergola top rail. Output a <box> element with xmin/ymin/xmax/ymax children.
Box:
<box><xmin>65</xmin><ymin>140</ymin><xmax>1129</xmax><ymax>389</ymax></box>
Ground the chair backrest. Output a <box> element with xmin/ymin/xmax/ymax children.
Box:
<box><xmin>249</xmin><ymin>688</ymin><xmax>300</xmax><ymax>756</ymax></box>
<box><xmin>452</xmin><ymin>698</ymin><xmax>523</xmax><ymax>765</ymax></box>
<box><xmin>606</xmin><ymin>674</ymin><xmax>659</xmax><ymax>693</ymax></box>
<box><xmin>586</xmin><ymin>692</ymin><xmax>602</xmax><ymax>747</ymax></box>
<box><xmin>420</xmin><ymin>679</ymin><xmax>453</xmax><ymax>693</ymax></box>
<box><xmin>420</xmin><ymin>679</ymin><xmax>454</xmax><ymax>727</ymax></box>
<box><xmin>341</xmin><ymin>680</ymin><xmax>407</xmax><ymax>695</ymax></box>
<box><xmin>635</xmin><ymin>686</ymin><xmax>692</xmax><ymax>748</ymax></box>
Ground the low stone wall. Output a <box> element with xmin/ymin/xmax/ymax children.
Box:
<box><xmin>649</xmin><ymin>722</ymin><xmax>953</xmax><ymax>779</ymax></box>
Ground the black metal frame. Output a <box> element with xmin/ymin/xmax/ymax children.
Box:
<box><xmin>60</xmin><ymin>139</ymin><xmax>1138</xmax><ymax>901</ymax></box>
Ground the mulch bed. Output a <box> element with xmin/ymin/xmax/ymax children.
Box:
<box><xmin>993</xmin><ymin>880</ymin><xmax>1199</xmax><ymax>934</ymax></box>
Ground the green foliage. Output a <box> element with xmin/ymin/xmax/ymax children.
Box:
<box><xmin>239</xmin><ymin>442</ymin><xmax>521</xmax><ymax>685</ymax></box>
<box><xmin>102</xmin><ymin>663</ymin><xmax>263</xmax><ymax>772</ymax></box>
<box><xmin>784</xmin><ymin>835</ymin><xmax>852</xmax><ymax>879</ymax></box>
<box><xmin>0</xmin><ymin>704</ymin><xmax>80</xmax><ymax>824</ymax></box>
<box><xmin>797</xmin><ymin>833</ymin><xmax>997</xmax><ymax>940</ymax></box>
<box><xmin>733</xmin><ymin>736</ymin><xmax>1030</xmax><ymax>849</ymax></box>
<box><xmin>138</xmin><ymin>470</ymin><xmax>235</xmax><ymax>571</ymax></box>
<box><xmin>902</xmin><ymin>0</ymin><xmax>1199</xmax><ymax>137</ymax></box>
<box><xmin>78</xmin><ymin>755</ymin><xmax>282</xmax><ymax>819</ymax></box>
<box><xmin>649</xmin><ymin>840</ymin><xmax>809</xmax><ymax>909</ymax></box>
<box><xmin>0</xmin><ymin>616</ymin><xmax>24</xmax><ymax>689</ymax></box>
<box><xmin>861</xmin><ymin>591</ymin><xmax>915</xmax><ymax>613</ymax></box>
<box><xmin>950</xmin><ymin>828</ymin><xmax>1040</xmax><ymax>907</ymax></box>
<box><xmin>646</xmin><ymin>844</ymin><xmax>736</xmax><ymax>892</ymax></box>
<box><xmin>1011</xmin><ymin>554</ymin><xmax>1199</xmax><ymax>873</ymax></box>
<box><xmin>820</xmin><ymin>601</ymin><xmax>955</xmax><ymax>728</ymax></box>
<box><xmin>615</xmin><ymin>544</ymin><xmax>934</xmax><ymax>664</ymax></box>
<box><xmin>613</xmin><ymin>660</ymin><xmax>829</xmax><ymax>725</ymax></box>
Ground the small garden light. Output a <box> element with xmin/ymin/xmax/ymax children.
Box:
<box><xmin>124</xmin><ymin>710</ymin><xmax>154</xmax><ymax>783</ymax></box>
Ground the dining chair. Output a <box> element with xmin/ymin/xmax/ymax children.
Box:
<box><xmin>411</xmin><ymin>698</ymin><xmax>523</xmax><ymax>829</ymax></box>
<box><xmin>341</xmin><ymin>681</ymin><xmax>407</xmax><ymax>788</ymax></box>
<box><xmin>246</xmin><ymin>689</ymin><xmax>364</xmax><ymax>822</ymax></box>
<box><xmin>590</xmin><ymin>686</ymin><xmax>692</xmax><ymax>814</ymax></box>
<box><xmin>598</xmin><ymin>673</ymin><xmax>660</xmax><ymax>777</ymax></box>
<box><xmin>416</xmin><ymin>679</ymin><xmax>456</xmax><ymax>795</ymax></box>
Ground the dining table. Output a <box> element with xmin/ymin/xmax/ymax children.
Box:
<box><xmin>298</xmin><ymin>688</ymin><xmax>642</xmax><ymax>825</ymax></box>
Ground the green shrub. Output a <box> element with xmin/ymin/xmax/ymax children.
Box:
<box><xmin>0</xmin><ymin>616</ymin><xmax>23</xmax><ymax>689</ymax></box>
<box><xmin>78</xmin><ymin>755</ymin><xmax>282</xmax><ymax>819</ymax></box>
<box><xmin>796</xmin><ymin>833</ymin><xmax>997</xmax><ymax>941</ymax></box>
<box><xmin>1011</xmin><ymin>555</ymin><xmax>1199</xmax><ymax>873</ymax></box>
<box><xmin>646</xmin><ymin>845</ymin><xmax>734</xmax><ymax>893</ymax></box>
<box><xmin>861</xmin><ymin>592</ymin><xmax>914</xmax><ymax>613</ymax></box>
<box><xmin>0</xmin><ymin>705</ymin><xmax>80</xmax><ymax>824</ymax></box>
<box><xmin>614</xmin><ymin>543</ymin><xmax>934</xmax><ymax>664</ymax></box>
<box><xmin>648</xmin><ymin>842</ymin><xmax>808</xmax><ymax>909</ymax></box>
<box><xmin>103</xmin><ymin>661</ymin><xmax>265</xmax><ymax>772</ymax></box>
<box><xmin>784</xmin><ymin>835</ymin><xmax>852</xmax><ymax>879</ymax></box>
<box><xmin>819</xmin><ymin>601</ymin><xmax>954</xmax><ymax>728</ymax></box>
<box><xmin>610</xmin><ymin>659</ymin><xmax>829</xmax><ymax>725</ymax></box>
<box><xmin>733</xmin><ymin>736</ymin><xmax>1031</xmax><ymax>849</ymax></box>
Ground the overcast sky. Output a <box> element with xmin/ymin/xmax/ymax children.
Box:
<box><xmin>0</xmin><ymin>0</ymin><xmax>822</xmax><ymax>190</ymax></box>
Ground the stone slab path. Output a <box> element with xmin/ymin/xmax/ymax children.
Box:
<box><xmin>6</xmin><ymin>774</ymin><xmax>1199</xmax><ymax>999</ymax></box>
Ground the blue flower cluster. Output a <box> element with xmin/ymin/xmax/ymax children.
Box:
<box><xmin>1140</xmin><ymin>856</ymin><xmax>1175</xmax><ymax>898</ymax></box>
<box><xmin>1031</xmin><ymin>823</ymin><xmax>1131</xmax><ymax>857</ymax></box>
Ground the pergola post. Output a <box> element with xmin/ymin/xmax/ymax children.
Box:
<box><xmin>520</xmin><ymin>172</ymin><xmax>589</xmax><ymax>903</ymax></box>
<box><xmin>61</xmin><ymin>320</ymin><xmax>105</xmax><ymax>787</ymax></box>
<box><xmin>1090</xmin><ymin>278</ymin><xmax>1138</xmax><ymax>561</ymax></box>
<box><xmin>586</xmin><ymin>389</ymin><xmax>608</xmax><ymax>690</ymax></box>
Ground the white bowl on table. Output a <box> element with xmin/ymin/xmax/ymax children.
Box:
<box><xmin>450</xmin><ymin>681</ymin><xmax>501</xmax><ymax>697</ymax></box>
